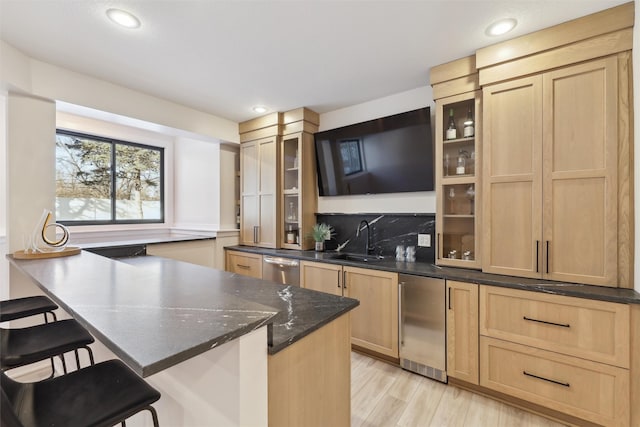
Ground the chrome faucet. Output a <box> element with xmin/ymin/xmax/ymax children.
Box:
<box><xmin>356</xmin><ymin>220</ymin><xmax>372</xmax><ymax>254</ymax></box>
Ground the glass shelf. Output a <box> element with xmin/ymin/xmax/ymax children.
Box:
<box><xmin>437</xmin><ymin>93</ymin><xmax>480</xmax><ymax>268</ymax></box>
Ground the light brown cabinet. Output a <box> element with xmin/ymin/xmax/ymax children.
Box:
<box><xmin>280</xmin><ymin>130</ymin><xmax>317</xmax><ymax>250</ymax></box>
<box><xmin>300</xmin><ymin>260</ymin><xmax>343</xmax><ymax>296</ymax></box>
<box><xmin>482</xmin><ymin>56</ymin><xmax>619</xmax><ymax>286</ymax></box>
<box><xmin>240</xmin><ymin>136</ymin><xmax>279</xmax><ymax>248</ymax></box>
<box><xmin>225</xmin><ymin>250</ymin><xmax>263</xmax><ymax>279</ymax></box>
<box><xmin>435</xmin><ymin>91</ymin><xmax>482</xmax><ymax>268</ymax></box>
<box><xmin>479</xmin><ymin>286</ymin><xmax>630</xmax><ymax>426</ymax></box>
<box><xmin>445</xmin><ymin>280</ymin><xmax>479</xmax><ymax>384</ymax></box>
<box><xmin>239</xmin><ymin>108</ymin><xmax>318</xmax><ymax>250</ymax></box>
<box><xmin>300</xmin><ymin>261</ymin><xmax>399</xmax><ymax>358</ymax></box>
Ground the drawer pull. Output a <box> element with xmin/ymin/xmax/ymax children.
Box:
<box><xmin>523</xmin><ymin>371</ymin><xmax>570</xmax><ymax>388</ymax></box>
<box><xmin>236</xmin><ymin>264</ymin><xmax>251</xmax><ymax>269</ymax></box>
<box><xmin>523</xmin><ymin>316</ymin><xmax>570</xmax><ymax>328</ymax></box>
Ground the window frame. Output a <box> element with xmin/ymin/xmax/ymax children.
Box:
<box><xmin>55</xmin><ymin>129</ymin><xmax>165</xmax><ymax>226</ymax></box>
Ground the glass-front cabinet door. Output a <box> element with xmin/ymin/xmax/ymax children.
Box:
<box><xmin>282</xmin><ymin>134</ymin><xmax>301</xmax><ymax>248</ymax></box>
<box><xmin>436</xmin><ymin>91</ymin><xmax>481</xmax><ymax>268</ymax></box>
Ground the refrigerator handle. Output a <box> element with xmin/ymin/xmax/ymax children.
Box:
<box><xmin>398</xmin><ymin>282</ymin><xmax>404</xmax><ymax>346</ymax></box>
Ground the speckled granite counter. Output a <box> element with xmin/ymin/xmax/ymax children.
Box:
<box><xmin>226</xmin><ymin>246</ymin><xmax>640</xmax><ymax>305</ymax></box>
<box><xmin>9</xmin><ymin>250</ymin><xmax>358</xmax><ymax>376</ymax></box>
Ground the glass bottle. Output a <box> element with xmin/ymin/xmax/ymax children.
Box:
<box><xmin>456</xmin><ymin>150</ymin><xmax>466</xmax><ymax>175</ymax></box>
<box><xmin>463</xmin><ymin>107</ymin><xmax>474</xmax><ymax>137</ymax></box>
<box><xmin>443</xmin><ymin>153</ymin><xmax>450</xmax><ymax>177</ymax></box>
<box><xmin>446</xmin><ymin>109</ymin><xmax>457</xmax><ymax>140</ymax></box>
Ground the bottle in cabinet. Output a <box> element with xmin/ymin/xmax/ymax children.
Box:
<box><xmin>446</xmin><ymin>109</ymin><xmax>457</xmax><ymax>140</ymax></box>
<box><xmin>435</xmin><ymin>92</ymin><xmax>481</xmax><ymax>269</ymax></box>
<box><xmin>463</xmin><ymin>107</ymin><xmax>475</xmax><ymax>137</ymax></box>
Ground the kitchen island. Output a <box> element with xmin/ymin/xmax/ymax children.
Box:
<box><xmin>9</xmin><ymin>250</ymin><xmax>358</xmax><ymax>426</ymax></box>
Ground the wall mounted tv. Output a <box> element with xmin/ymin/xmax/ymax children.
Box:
<box><xmin>314</xmin><ymin>107</ymin><xmax>433</xmax><ymax>196</ymax></box>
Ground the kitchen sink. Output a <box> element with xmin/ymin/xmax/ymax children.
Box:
<box><xmin>326</xmin><ymin>253</ymin><xmax>387</xmax><ymax>263</ymax></box>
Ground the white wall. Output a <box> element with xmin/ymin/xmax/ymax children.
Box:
<box><xmin>0</xmin><ymin>40</ymin><xmax>239</xmax><ymax>144</ymax></box>
<box><xmin>7</xmin><ymin>94</ymin><xmax>56</xmax><ymax>252</ymax></box>
<box><xmin>5</xmin><ymin>93</ymin><xmax>57</xmax><ymax>319</ymax></box>
<box><xmin>0</xmin><ymin>94</ymin><xmax>6</xmax><ymax>238</ymax></box>
<box><xmin>174</xmin><ymin>137</ymin><xmax>221</xmax><ymax>230</ymax></box>
<box><xmin>317</xmin><ymin>86</ymin><xmax>437</xmax><ymax>214</ymax></box>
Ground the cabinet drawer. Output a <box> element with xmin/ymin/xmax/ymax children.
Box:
<box><xmin>480</xmin><ymin>286</ymin><xmax>629</xmax><ymax>368</ymax></box>
<box><xmin>480</xmin><ymin>337</ymin><xmax>629</xmax><ymax>427</ymax></box>
<box><xmin>226</xmin><ymin>251</ymin><xmax>262</xmax><ymax>279</ymax></box>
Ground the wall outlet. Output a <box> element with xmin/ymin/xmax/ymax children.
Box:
<box><xmin>418</xmin><ymin>234</ymin><xmax>431</xmax><ymax>247</ymax></box>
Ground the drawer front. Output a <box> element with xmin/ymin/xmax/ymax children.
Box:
<box><xmin>226</xmin><ymin>252</ymin><xmax>262</xmax><ymax>279</ymax></box>
<box><xmin>480</xmin><ymin>337</ymin><xmax>629</xmax><ymax>427</ymax></box>
<box><xmin>480</xmin><ymin>286</ymin><xmax>629</xmax><ymax>367</ymax></box>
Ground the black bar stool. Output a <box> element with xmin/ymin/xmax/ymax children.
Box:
<box><xmin>1</xmin><ymin>319</ymin><xmax>95</xmax><ymax>376</ymax></box>
<box><xmin>1</xmin><ymin>359</ymin><xmax>161</xmax><ymax>427</ymax></box>
<box><xmin>0</xmin><ymin>296</ymin><xmax>58</xmax><ymax>323</ymax></box>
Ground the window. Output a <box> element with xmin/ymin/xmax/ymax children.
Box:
<box><xmin>339</xmin><ymin>139</ymin><xmax>363</xmax><ymax>176</ymax></box>
<box><xmin>55</xmin><ymin>130</ymin><xmax>164</xmax><ymax>225</ymax></box>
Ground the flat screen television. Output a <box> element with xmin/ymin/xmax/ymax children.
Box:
<box><xmin>314</xmin><ymin>107</ymin><xmax>433</xmax><ymax>196</ymax></box>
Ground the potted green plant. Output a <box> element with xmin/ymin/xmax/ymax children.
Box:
<box><xmin>309</xmin><ymin>223</ymin><xmax>334</xmax><ymax>252</ymax></box>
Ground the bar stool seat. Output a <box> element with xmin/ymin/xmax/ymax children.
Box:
<box><xmin>1</xmin><ymin>319</ymin><xmax>94</xmax><ymax>373</ymax></box>
<box><xmin>0</xmin><ymin>296</ymin><xmax>58</xmax><ymax>323</ymax></box>
<box><xmin>1</xmin><ymin>359</ymin><xmax>161</xmax><ymax>427</ymax></box>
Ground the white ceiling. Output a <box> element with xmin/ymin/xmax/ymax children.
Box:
<box><xmin>0</xmin><ymin>0</ymin><xmax>630</xmax><ymax>123</ymax></box>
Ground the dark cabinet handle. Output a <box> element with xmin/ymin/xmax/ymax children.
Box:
<box><xmin>236</xmin><ymin>264</ymin><xmax>250</xmax><ymax>270</ymax></box>
<box><xmin>448</xmin><ymin>287</ymin><xmax>452</xmax><ymax>310</ymax></box>
<box><xmin>437</xmin><ymin>233</ymin><xmax>441</xmax><ymax>259</ymax></box>
<box><xmin>535</xmin><ymin>240</ymin><xmax>539</xmax><ymax>273</ymax></box>
<box><xmin>337</xmin><ymin>270</ymin><xmax>341</xmax><ymax>288</ymax></box>
<box><xmin>523</xmin><ymin>371</ymin><xmax>570</xmax><ymax>388</ymax></box>
<box><xmin>523</xmin><ymin>316</ymin><xmax>570</xmax><ymax>328</ymax></box>
<box><xmin>343</xmin><ymin>270</ymin><xmax>347</xmax><ymax>290</ymax></box>
<box><xmin>546</xmin><ymin>240</ymin><xmax>550</xmax><ymax>274</ymax></box>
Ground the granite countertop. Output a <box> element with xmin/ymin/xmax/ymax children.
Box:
<box><xmin>70</xmin><ymin>231</ymin><xmax>216</xmax><ymax>250</ymax></box>
<box><xmin>9</xmin><ymin>251</ymin><xmax>358</xmax><ymax>377</ymax></box>
<box><xmin>227</xmin><ymin>246</ymin><xmax>640</xmax><ymax>305</ymax></box>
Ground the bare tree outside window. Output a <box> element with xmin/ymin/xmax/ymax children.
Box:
<box><xmin>55</xmin><ymin>131</ymin><xmax>164</xmax><ymax>224</ymax></box>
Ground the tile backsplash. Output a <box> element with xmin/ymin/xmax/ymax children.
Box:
<box><xmin>315</xmin><ymin>213</ymin><xmax>436</xmax><ymax>263</ymax></box>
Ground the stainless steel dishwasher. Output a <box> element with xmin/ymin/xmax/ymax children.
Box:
<box><xmin>399</xmin><ymin>274</ymin><xmax>447</xmax><ymax>382</ymax></box>
<box><xmin>262</xmin><ymin>256</ymin><xmax>300</xmax><ymax>286</ymax></box>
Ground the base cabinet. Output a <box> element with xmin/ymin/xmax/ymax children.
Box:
<box><xmin>480</xmin><ymin>337</ymin><xmax>629</xmax><ymax>427</ymax></box>
<box><xmin>300</xmin><ymin>261</ymin><xmax>398</xmax><ymax>359</ymax></box>
<box><xmin>345</xmin><ymin>266</ymin><xmax>398</xmax><ymax>359</ymax></box>
<box><xmin>146</xmin><ymin>240</ymin><xmax>216</xmax><ymax>268</ymax></box>
<box><xmin>268</xmin><ymin>313</ymin><xmax>351</xmax><ymax>427</ymax></box>
<box><xmin>479</xmin><ymin>286</ymin><xmax>631</xmax><ymax>427</ymax></box>
<box><xmin>225</xmin><ymin>250</ymin><xmax>263</xmax><ymax>279</ymax></box>
<box><xmin>446</xmin><ymin>280</ymin><xmax>479</xmax><ymax>384</ymax></box>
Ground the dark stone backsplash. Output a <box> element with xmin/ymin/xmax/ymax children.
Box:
<box><xmin>315</xmin><ymin>213</ymin><xmax>435</xmax><ymax>263</ymax></box>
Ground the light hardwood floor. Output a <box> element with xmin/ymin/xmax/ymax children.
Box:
<box><xmin>351</xmin><ymin>351</ymin><xmax>566</xmax><ymax>427</ymax></box>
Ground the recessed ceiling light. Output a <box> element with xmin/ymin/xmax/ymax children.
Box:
<box><xmin>252</xmin><ymin>106</ymin><xmax>268</xmax><ymax>114</ymax></box>
<box><xmin>106</xmin><ymin>8</ymin><xmax>141</xmax><ymax>29</ymax></box>
<box><xmin>485</xmin><ymin>18</ymin><xmax>517</xmax><ymax>37</ymax></box>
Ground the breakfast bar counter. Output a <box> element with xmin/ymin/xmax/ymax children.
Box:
<box><xmin>9</xmin><ymin>250</ymin><xmax>358</xmax><ymax>426</ymax></box>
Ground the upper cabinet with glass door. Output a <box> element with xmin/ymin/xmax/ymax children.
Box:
<box><xmin>430</xmin><ymin>56</ymin><xmax>482</xmax><ymax>269</ymax></box>
<box><xmin>280</xmin><ymin>108</ymin><xmax>319</xmax><ymax>250</ymax></box>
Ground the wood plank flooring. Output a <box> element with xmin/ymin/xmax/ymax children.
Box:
<box><xmin>351</xmin><ymin>351</ymin><xmax>566</xmax><ymax>427</ymax></box>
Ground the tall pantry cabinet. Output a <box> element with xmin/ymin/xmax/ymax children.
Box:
<box><xmin>482</xmin><ymin>58</ymin><xmax>620</xmax><ymax>285</ymax></box>
<box><xmin>239</xmin><ymin>114</ymin><xmax>281</xmax><ymax>248</ymax></box>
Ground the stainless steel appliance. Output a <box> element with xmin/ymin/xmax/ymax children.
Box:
<box><xmin>399</xmin><ymin>274</ymin><xmax>447</xmax><ymax>382</ymax></box>
<box><xmin>262</xmin><ymin>256</ymin><xmax>300</xmax><ymax>286</ymax></box>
